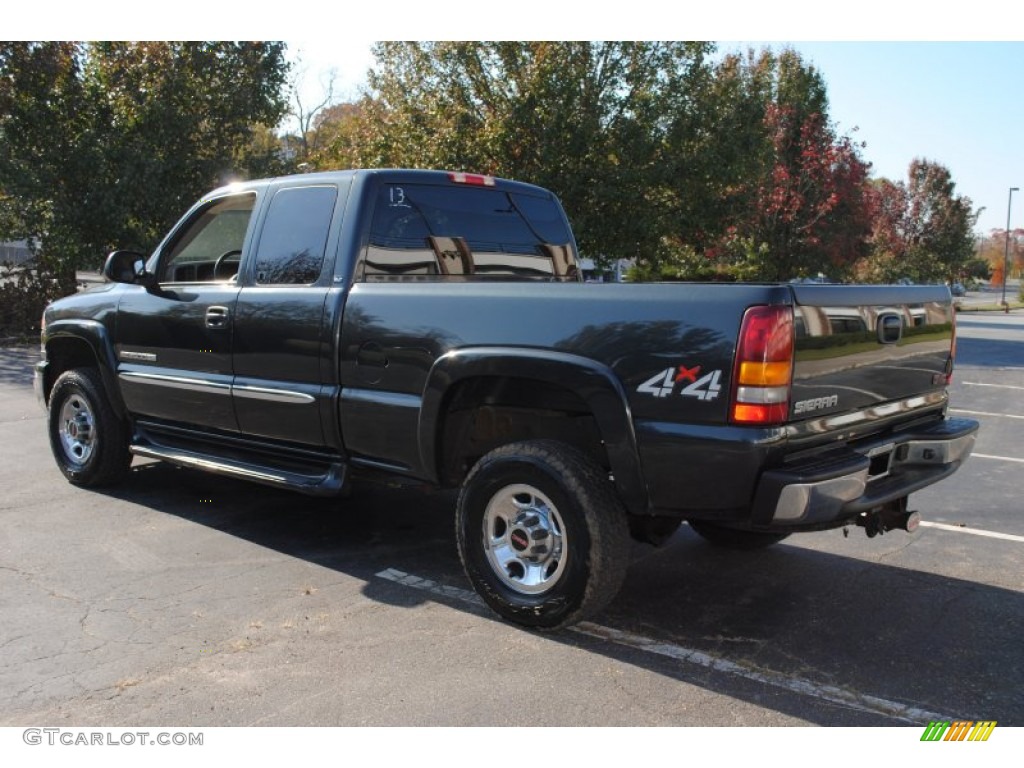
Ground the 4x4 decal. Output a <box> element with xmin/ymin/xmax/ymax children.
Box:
<box><xmin>637</xmin><ymin>365</ymin><xmax>723</xmax><ymax>401</ymax></box>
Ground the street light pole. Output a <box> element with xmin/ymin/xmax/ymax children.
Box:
<box><xmin>1003</xmin><ymin>187</ymin><xmax>1019</xmax><ymax>307</ymax></box>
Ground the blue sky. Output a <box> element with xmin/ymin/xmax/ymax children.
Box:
<box><xmin>778</xmin><ymin>42</ymin><xmax>1024</xmax><ymax>235</ymax></box>
<box><xmin>288</xmin><ymin>39</ymin><xmax>1024</xmax><ymax>236</ymax></box>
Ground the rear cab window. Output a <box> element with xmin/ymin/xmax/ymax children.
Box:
<box><xmin>252</xmin><ymin>185</ymin><xmax>338</xmax><ymax>285</ymax></box>
<box><xmin>360</xmin><ymin>182</ymin><xmax>578</xmax><ymax>281</ymax></box>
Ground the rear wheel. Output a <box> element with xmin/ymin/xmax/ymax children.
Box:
<box><xmin>688</xmin><ymin>520</ymin><xmax>790</xmax><ymax>550</ymax></box>
<box><xmin>456</xmin><ymin>440</ymin><xmax>630</xmax><ymax>629</ymax></box>
<box><xmin>48</xmin><ymin>368</ymin><xmax>131</xmax><ymax>487</ymax></box>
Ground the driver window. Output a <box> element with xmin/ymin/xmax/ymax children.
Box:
<box><xmin>161</xmin><ymin>194</ymin><xmax>256</xmax><ymax>283</ymax></box>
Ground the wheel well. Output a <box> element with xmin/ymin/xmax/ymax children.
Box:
<box><xmin>436</xmin><ymin>376</ymin><xmax>607</xmax><ymax>487</ymax></box>
<box><xmin>43</xmin><ymin>337</ymin><xmax>98</xmax><ymax>403</ymax></box>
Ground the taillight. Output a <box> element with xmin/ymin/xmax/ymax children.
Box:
<box><xmin>448</xmin><ymin>172</ymin><xmax>495</xmax><ymax>187</ymax></box>
<box><xmin>730</xmin><ymin>305</ymin><xmax>794</xmax><ymax>425</ymax></box>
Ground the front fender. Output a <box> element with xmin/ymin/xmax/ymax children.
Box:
<box><xmin>43</xmin><ymin>319</ymin><xmax>127</xmax><ymax>419</ymax></box>
<box><xmin>420</xmin><ymin>347</ymin><xmax>649</xmax><ymax>515</ymax></box>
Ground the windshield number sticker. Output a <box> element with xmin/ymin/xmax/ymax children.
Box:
<box><xmin>388</xmin><ymin>186</ymin><xmax>409</xmax><ymax>207</ymax></box>
<box><xmin>637</xmin><ymin>366</ymin><xmax>722</xmax><ymax>402</ymax></box>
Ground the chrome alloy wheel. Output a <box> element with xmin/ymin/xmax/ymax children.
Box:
<box><xmin>58</xmin><ymin>394</ymin><xmax>96</xmax><ymax>466</ymax></box>
<box><xmin>482</xmin><ymin>484</ymin><xmax>567</xmax><ymax>595</ymax></box>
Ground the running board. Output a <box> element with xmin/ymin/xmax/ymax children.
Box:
<box><xmin>130</xmin><ymin>444</ymin><xmax>348</xmax><ymax>497</ymax></box>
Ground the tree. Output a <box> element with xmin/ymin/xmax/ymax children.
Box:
<box><xmin>306</xmin><ymin>101</ymin><xmax>367</xmax><ymax>169</ymax></box>
<box><xmin>82</xmin><ymin>42</ymin><xmax>290</xmax><ymax>254</ymax></box>
<box><xmin>743</xmin><ymin>105</ymin><xmax>873</xmax><ymax>280</ymax></box>
<box><xmin>321</xmin><ymin>41</ymin><xmax>715</xmax><ymax>267</ymax></box>
<box><xmin>693</xmin><ymin>49</ymin><xmax>873</xmax><ymax>282</ymax></box>
<box><xmin>982</xmin><ymin>228</ymin><xmax>1023</xmax><ymax>286</ymax></box>
<box><xmin>864</xmin><ymin>159</ymin><xmax>978</xmax><ymax>283</ymax></box>
<box><xmin>0</xmin><ymin>42</ymin><xmax>89</xmax><ymax>291</ymax></box>
<box><xmin>0</xmin><ymin>42</ymin><xmax>289</xmax><ymax>276</ymax></box>
<box><xmin>284</xmin><ymin>64</ymin><xmax>339</xmax><ymax>166</ymax></box>
<box><xmin>0</xmin><ymin>41</ymin><xmax>289</xmax><ymax>335</ymax></box>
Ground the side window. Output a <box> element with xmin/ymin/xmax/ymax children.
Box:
<box><xmin>253</xmin><ymin>185</ymin><xmax>338</xmax><ymax>285</ymax></box>
<box><xmin>162</xmin><ymin>194</ymin><xmax>255</xmax><ymax>283</ymax></box>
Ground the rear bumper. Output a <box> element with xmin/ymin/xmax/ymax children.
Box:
<box><xmin>749</xmin><ymin>417</ymin><xmax>978</xmax><ymax>529</ymax></box>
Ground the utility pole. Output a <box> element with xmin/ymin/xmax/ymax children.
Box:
<box><xmin>1002</xmin><ymin>188</ymin><xmax>1018</xmax><ymax>308</ymax></box>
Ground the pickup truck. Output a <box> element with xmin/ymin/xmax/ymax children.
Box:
<box><xmin>35</xmin><ymin>169</ymin><xmax>978</xmax><ymax>629</ymax></box>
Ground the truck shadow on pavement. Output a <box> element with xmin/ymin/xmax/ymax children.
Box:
<box><xmin>101</xmin><ymin>460</ymin><xmax>1024</xmax><ymax>727</ymax></box>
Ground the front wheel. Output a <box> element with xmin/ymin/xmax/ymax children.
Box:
<box><xmin>456</xmin><ymin>440</ymin><xmax>630</xmax><ymax>630</ymax></box>
<box><xmin>48</xmin><ymin>367</ymin><xmax>131</xmax><ymax>487</ymax></box>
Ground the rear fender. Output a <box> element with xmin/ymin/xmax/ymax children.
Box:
<box><xmin>420</xmin><ymin>347</ymin><xmax>649</xmax><ymax>515</ymax></box>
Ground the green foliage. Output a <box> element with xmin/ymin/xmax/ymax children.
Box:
<box><xmin>0</xmin><ymin>262</ymin><xmax>75</xmax><ymax>338</ymax></box>
<box><xmin>694</xmin><ymin>50</ymin><xmax>872</xmax><ymax>282</ymax></box>
<box><xmin>0</xmin><ymin>39</ymin><xmax>984</xmax><ymax>310</ymax></box>
<box><xmin>626</xmin><ymin>245</ymin><xmax>725</xmax><ymax>283</ymax></box>
<box><xmin>0</xmin><ymin>42</ymin><xmax>289</xmax><ymax>274</ymax></box>
<box><xmin>305</xmin><ymin>101</ymin><xmax>365</xmax><ymax>169</ymax></box>
<box><xmin>0</xmin><ymin>42</ymin><xmax>88</xmax><ymax>284</ymax></box>
<box><xmin>863</xmin><ymin>159</ymin><xmax>978</xmax><ymax>283</ymax></box>
<box><xmin>322</xmin><ymin>41</ymin><xmax>715</xmax><ymax>270</ymax></box>
<box><xmin>322</xmin><ymin>43</ymin><xmax>873</xmax><ymax>282</ymax></box>
<box><xmin>0</xmin><ymin>42</ymin><xmax>289</xmax><ymax>334</ymax></box>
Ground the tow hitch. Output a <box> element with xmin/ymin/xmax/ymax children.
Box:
<box><xmin>855</xmin><ymin>497</ymin><xmax>921</xmax><ymax>538</ymax></box>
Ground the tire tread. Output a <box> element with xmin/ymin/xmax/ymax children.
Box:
<box><xmin>457</xmin><ymin>439</ymin><xmax>631</xmax><ymax>629</ymax></box>
<box><xmin>48</xmin><ymin>367</ymin><xmax>131</xmax><ymax>487</ymax></box>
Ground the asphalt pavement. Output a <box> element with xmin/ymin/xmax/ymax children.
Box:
<box><xmin>0</xmin><ymin>313</ymin><xmax>1021</xmax><ymax>728</ymax></box>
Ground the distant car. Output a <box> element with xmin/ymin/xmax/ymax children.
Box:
<box><xmin>950</xmin><ymin>282</ymin><xmax>967</xmax><ymax>297</ymax></box>
<box><xmin>896</xmin><ymin>277</ymin><xmax>914</xmax><ymax>286</ymax></box>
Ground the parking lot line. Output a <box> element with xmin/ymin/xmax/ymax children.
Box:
<box><xmin>962</xmin><ymin>381</ymin><xmax>1024</xmax><ymax>391</ymax></box>
<box><xmin>972</xmin><ymin>452</ymin><xmax>1024</xmax><ymax>464</ymax></box>
<box><xmin>919</xmin><ymin>521</ymin><xmax>1024</xmax><ymax>543</ymax></box>
<box><xmin>951</xmin><ymin>408</ymin><xmax>1024</xmax><ymax>420</ymax></box>
<box><xmin>375</xmin><ymin>567</ymin><xmax>947</xmax><ymax>724</ymax></box>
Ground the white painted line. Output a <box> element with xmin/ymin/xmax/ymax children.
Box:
<box><xmin>376</xmin><ymin>568</ymin><xmax>486</xmax><ymax>605</ymax></box>
<box><xmin>973</xmin><ymin>452</ymin><xmax>1024</xmax><ymax>464</ymax></box>
<box><xmin>919</xmin><ymin>521</ymin><xmax>1024</xmax><ymax>543</ymax></box>
<box><xmin>951</xmin><ymin>408</ymin><xmax>1024</xmax><ymax>420</ymax></box>
<box><xmin>375</xmin><ymin>568</ymin><xmax>946</xmax><ymax>724</ymax></box>
<box><xmin>963</xmin><ymin>381</ymin><xmax>1024</xmax><ymax>391</ymax></box>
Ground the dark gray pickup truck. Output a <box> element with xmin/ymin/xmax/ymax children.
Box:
<box><xmin>35</xmin><ymin>169</ymin><xmax>978</xmax><ymax>628</ymax></box>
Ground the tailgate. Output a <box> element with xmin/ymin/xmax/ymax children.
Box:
<box><xmin>788</xmin><ymin>284</ymin><xmax>954</xmax><ymax>421</ymax></box>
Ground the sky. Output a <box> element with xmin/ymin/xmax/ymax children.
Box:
<box><xmin>286</xmin><ymin>39</ymin><xmax>1024</xmax><ymax>236</ymax></box>
<box><xmin>11</xmin><ymin>1</ymin><xmax>1024</xmax><ymax>235</ymax></box>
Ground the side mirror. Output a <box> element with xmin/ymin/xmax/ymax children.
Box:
<box><xmin>103</xmin><ymin>250</ymin><xmax>155</xmax><ymax>287</ymax></box>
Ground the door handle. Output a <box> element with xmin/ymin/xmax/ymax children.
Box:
<box><xmin>206</xmin><ymin>306</ymin><xmax>230</xmax><ymax>328</ymax></box>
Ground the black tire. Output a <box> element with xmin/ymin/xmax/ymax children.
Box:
<box><xmin>456</xmin><ymin>440</ymin><xmax>631</xmax><ymax>630</ymax></box>
<box><xmin>48</xmin><ymin>367</ymin><xmax>131</xmax><ymax>487</ymax></box>
<box><xmin>688</xmin><ymin>520</ymin><xmax>790</xmax><ymax>550</ymax></box>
